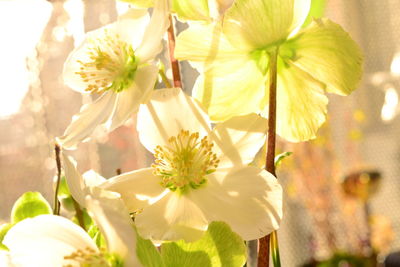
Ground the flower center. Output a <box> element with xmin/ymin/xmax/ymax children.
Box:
<box><xmin>63</xmin><ymin>247</ymin><xmax>110</xmax><ymax>267</ymax></box>
<box><xmin>152</xmin><ymin>130</ymin><xmax>220</xmax><ymax>194</ymax></box>
<box><xmin>75</xmin><ymin>29</ymin><xmax>138</xmax><ymax>94</ymax></box>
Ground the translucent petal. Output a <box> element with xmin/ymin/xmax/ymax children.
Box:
<box><xmin>57</xmin><ymin>91</ymin><xmax>117</xmax><ymax>150</ymax></box>
<box><xmin>86</xmin><ymin>192</ymin><xmax>140</xmax><ymax>266</ymax></box>
<box><xmin>223</xmin><ymin>0</ymin><xmax>311</xmax><ymax>49</ymax></box>
<box><xmin>82</xmin><ymin>170</ymin><xmax>107</xmax><ymax>188</ymax></box>
<box><xmin>135</xmin><ymin>192</ymin><xmax>208</xmax><ymax>242</ymax></box>
<box><xmin>172</xmin><ymin>0</ymin><xmax>210</xmax><ymax>21</ymax></box>
<box><xmin>100</xmin><ymin>168</ymin><xmax>166</xmax><ymax>212</ymax></box>
<box><xmin>4</xmin><ymin>215</ymin><xmax>97</xmax><ymax>267</ymax></box>
<box><xmin>284</xmin><ymin>18</ymin><xmax>363</xmax><ymax>95</ymax></box>
<box><xmin>135</xmin><ymin>0</ymin><xmax>170</xmax><ymax>62</ymax></box>
<box><xmin>0</xmin><ymin>251</ymin><xmax>14</xmax><ymax>267</ymax></box>
<box><xmin>137</xmin><ymin>88</ymin><xmax>211</xmax><ymax>153</ymax></box>
<box><xmin>191</xmin><ymin>167</ymin><xmax>282</xmax><ymax>240</ymax></box>
<box><xmin>62</xmin><ymin>152</ymin><xmax>88</xmax><ymax>207</ymax></box>
<box><xmin>175</xmin><ymin>22</ymin><xmax>244</xmax><ymax>69</ymax></box>
<box><xmin>210</xmin><ymin>114</ymin><xmax>267</xmax><ymax>168</ymax></box>
<box><xmin>193</xmin><ymin>59</ymin><xmax>266</xmax><ymax>122</ymax></box>
<box><xmin>274</xmin><ymin>60</ymin><xmax>328</xmax><ymax>142</ymax></box>
<box><xmin>108</xmin><ymin>65</ymin><xmax>158</xmax><ymax>131</ymax></box>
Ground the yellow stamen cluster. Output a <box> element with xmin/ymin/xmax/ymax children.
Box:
<box><xmin>152</xmin><ymin>130</ymin><xmax>220</xmax><ymax>193</ymax></box>
<box><xmin>75</xmin><ymin>29</ymin><xmax>138</xmax><ymax>94</ymax></box>
<box><xmin>63</xmin><ymin>247</ymin><xmax>110</xmax><ymax>267</ymax></box>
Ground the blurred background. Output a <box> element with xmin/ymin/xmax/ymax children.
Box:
<box><xmin>0</xmin><ymin>0</ymin><xmax>399</xmax><ymax>266</ymax></box>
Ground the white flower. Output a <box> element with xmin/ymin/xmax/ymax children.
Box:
<box><xmin>62</xmin><ymin>151</ymin><xmax>107</xmax><ymax>208</ymax></box>
<box><xmin>58</xmin><ymin>0</ymin><xmax>170</xmax><ymax>149</ymax></box>
<box><xmin>101</xmin><ymin>88</ymin><xmax>283</xmax><ymax>242</ymax></box>
<box><xmin>3</xmin><ymin>191</ymin><xmax>141</xmax><ymax>267</ymax></box>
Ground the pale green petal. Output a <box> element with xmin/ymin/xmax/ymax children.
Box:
<box><xmin>108</xmin><ymin>65</ymin><xmax>158</xmax><ymax>131</ymax></box>
<box><xmin>190</xmin><ymin>167</ymin><xmax>282</xmax><ymax>240</ymax></box>
<box><xmin>273</xmin><ymin>61</ymin><xmax>328</xmax><ymax>142</ymax></box>
<box><xmin>135</xmin><ymin>192</ymin><xmax>208</xmax><ymax>242</ymax></box>
<box><xmin>137</xmin><ymin>88</ymin><xmax>211</xmax><ymax>153</ymax></box>
<box><xmin>193</xmin><ymin>59</ymin><xmax>266</xmax><ymax>122</ymax></box>
<box><xmin>57</xmin><ymin>91</ymin><xmax>117</xmax><ymax>150</ymax></box>
<box><xmin>86</xmin><ymin>192</ymin><xmax>141</xmax><ymax>266</ymax></box>
<box><xmin>223</xmin><ymin>0</ymin><xmax>311</xmax><ymax>49</ymax></box>
<box><xmin>172</xmin><ymin>0</ymin><xmax>210</xmax><ymax>21</ymax></box>
<box><xmin>284</xmin><ymin>18</ymin><xmax>363</xmax><ymax>95</ymax></box>
<box><xmin>175</xmin><ymin>22</ymin><xmax>244</xmax><ymax>69</ymax></box>
<box><xmin>100</xmin><ymin>168</ymin><xmax>166</xmax><ymax>212</ymax></box>
<box><xmin>211</xmin><ymin>114</ymin><xmax>267</xmax><ymax>168</ymax></box>
<box><xmin>4</xmin><ymin>215</ymin><xmax>97</xmax><ymax>267</ymax></box>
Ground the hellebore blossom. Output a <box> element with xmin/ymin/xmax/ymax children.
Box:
<box><xmin>175</xmin><ymin>0</ymin><xmax>363</xmax><ymax>142</ymax></box>
<box><xmin>58</xmin><ymin>0</ymin><xmax>169</xmax><ymax>149</ymax></box>
<box><xmin>3</xmin><ymin>192</ymin><xmax>141</xmax><ymax>267</ymax></box>
<box><xmin>101</xmin><ymin>88</ymin><xmax>283</xmax><ymax>242</ymax></box>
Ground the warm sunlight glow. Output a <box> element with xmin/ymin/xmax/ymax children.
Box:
<box><xmin>0</xmin><ymin>0</ymin><xmax>52</xmax><ymax>118</ymax></box>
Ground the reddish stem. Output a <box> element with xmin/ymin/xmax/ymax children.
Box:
<box><xmin>258</xmin><ymin>48</ymin><xmax>278</xmax><ymax>267</ymax></box>
<box><xmin>167</xmin><ymin>15</ymin><xmax>182</xmax><ymax>88</ymax></box>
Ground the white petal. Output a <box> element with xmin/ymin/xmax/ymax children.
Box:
<box><xmin>115</xmin><ymin>8</ymin><xmax>150</xmax><ymax>50</ymax></box>
<box><xmin>211</xmin><ymin>113</ymin><xmax>267</xmax><ymax>168</ymax></box>
<box><xmin>191</xmin><ymin>167</ymin><xmax>283</xmax><ymax>240</ymax></box>
<box><xmin>108</xmin><ymin>65</ymin><xmax>159</xmax><ymax>131</ymax></box>
<box><xmin>4</xmin><ymin>215</ymin><xmax>97</xmax><ymax>267</ymax></box>
<box><xmin>137</xmin><ymin>88</ymin><xmax>211</xmax><ymax>153</ymax></box>
<box><xmin>85</xmin><ymin>192</ymin><xmax>140</xmax><ymax>267</ymax></box>
<box><xmin>100</xmin><ymin>168</ymin><xmax>166</xmax><ymax>212</ymax></box>
<box><xmin>135</xmin><ymin>192</ymin><xmax>208</xmax><ymax>242</ymax></box>
<box><xmin>0</xmin><ymin>251</ymin><xmax>14</xmax><ymax>267</ymax></box>
<box><xmin>62</xmin><ymin>152</ymin><xmax>88</xmax><ymax>207</ymax></box>
<box><xmin>135</xmin><ymin>0</ymin><xmax>170</xmax><ymax>62</ymax></box>
<box><xmin>82</xmin><ymin>170</ymin><xmax>107</xmax><ymax>188</ymax></box>
<box><xmin>57</xmin><ymin>91</ymin><xmax>117</xmax><ymax>150</ymax></box>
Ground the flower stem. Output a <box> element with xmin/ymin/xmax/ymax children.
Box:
<box><xmin>270</xmin><ymin>231</ymin><xmax>281</xmax><ymax>267</ymax></box>
<box><xmin>159</xmin><ymin>69</ymin><xmax>173</xmax><ymax>88</ymax></box>
<box><xmin>53</xmin><ymin>143</ymin><xmax>62</xmax><ymax>215</ymax></box>
<box><xmin>167</xmin><ymin>15</ymin><xmax>182</xmax><ymax>88</ymax></box>
<box><xmin>258</xmin><ymin>47</ymin><xmax>279</xmax><ymax>267</ymax></box>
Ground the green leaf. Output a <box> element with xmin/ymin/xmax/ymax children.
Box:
<box><xmin>274</xmin><ymin>152</ymin><xmax>293</xmax><ymax>167</ymax></box>
<box><xmin>136</xmin><ymin>232</ymin><xmax>165</xmax><ymax>267</ymax></box>
<box><xmin>58</xmin><ymin>175</ymin><xmax>71</xmax><ymax>197</ymax></box>
<box><xmin>161</xmin><ymin>221</ymin><xmax>246</xmax><ymax>267</ymax></box>
<box><xmin>88</xmin><ymin>224</ymin><xmax>107</xmax><ymax>249</ymax></box>
<box><xmin>11</xmin><ymin>192</ymin><xmax>52</xmax><ymax>224</ymax></box>
<box><xmin>0</xmin><ymin>223</ymin><xmax>13</xmax><ymax>250</ymax></box>
<box><xmin>302</xmin><ymin>0</ymin><xmax>326</xmax><ymax>27</ymax></box>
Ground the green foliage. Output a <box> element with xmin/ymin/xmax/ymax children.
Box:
<box><xmin>137</xmin><ymin>222</ymin><xmax>246</xmax><ymax>267</ymax></box>
<box><xmin>0</xmin><ymin>223</ymin><xmax>13</xmax><ymax>250</ymax></box>
<box><xmin>11</xmin><ymin>192</ymin><xmax>52</xmax><ymax>224</ymax></box>
<box><xmin>303</xmin><ymin>0</ymin><xmax>326</xmax><ymax>27</ymax></box>
<box><xmin>136</xmin><ymin>233</ymin><xmax>165</xmax><ymax>267</ymax></box>
<box><xmin>274</xmin><ymin>151</ymin><xmax>293</xmax><ymax>167</ymax></box>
